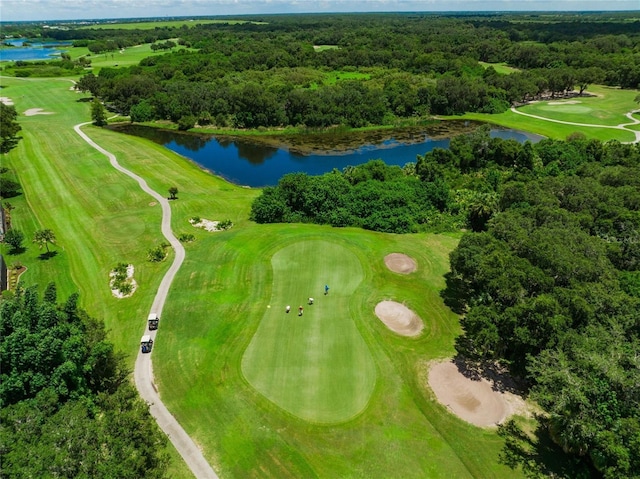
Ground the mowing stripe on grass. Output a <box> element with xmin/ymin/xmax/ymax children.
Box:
<box><xmin>242</xmin><ymin>239</ymin><xmax>376</xmax><ymax>423</ymax></box>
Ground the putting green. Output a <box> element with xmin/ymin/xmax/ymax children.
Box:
<box><xmin>538</xmin><ymin>104</ymin><xmax>592</xmax><ymax>114</ymax></box>
<box><xmin>241</xmin><ymin>239</ymin><xmax>376</xmax><ymax>423</ymax></box>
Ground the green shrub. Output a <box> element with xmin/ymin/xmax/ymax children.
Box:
<box><xmin>217</xmin><ymin>219</ymin><xmax>233</xmax><ymax>230</ymax></box>
<box><xmin>147</xmin><ymin>243</ymin><xmax>170</xmax><ymax>262</ymax></box>
<box><xmin>178</xmin><ymin>233</ymin><xmax>195</xmax><ymax>243</ymax></box>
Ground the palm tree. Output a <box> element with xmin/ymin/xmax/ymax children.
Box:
<box><xmin>168</xmin><ymin>186</ymin><xmax>178</xmax><ymax>200</ymax></box>
<box><xmin>33</xmin><ymin>229</ymin><xmax>56</xmax><ymax>253</ymax></box>
<box><xmin>468</xmin><ymin>193</ymin><xmax>498</xmax><ymax>232</ymax></box>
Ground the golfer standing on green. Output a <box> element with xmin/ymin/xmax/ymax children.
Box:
<box><xmin>325</xmin><ymin>284</ymin><xmax>329</xmax><ymax>295</ymax></box>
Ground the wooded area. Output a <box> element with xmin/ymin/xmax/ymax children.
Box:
<box><xmin>0</xmin><ymin>284</ymin><xmax>168</xmax><ymax>478</ymax></box>
<box><xmin>60</xmin><ymin>12</ymin><xmax>640</xmax><ymax>128</ymax></box>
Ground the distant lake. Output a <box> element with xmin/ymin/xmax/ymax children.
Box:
<box><xmin>0</xmin><ymin>38</ymin><xmax>71</xmax><ymax>61</ymax></box>
<box><xmin>113</xmin><ymin>123</ymin><xmax>543</xmax><ymax>187</ymax></box>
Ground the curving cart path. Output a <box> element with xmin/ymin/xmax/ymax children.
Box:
<box><xmin>511</xmin><ymin>106</ymin><xmax>640</xmax><ymax>143</ymax></box>
<box><xmin>74</xmin><ymin>122</ymin><xmax>219</xmax><ymax>479</ymax></box>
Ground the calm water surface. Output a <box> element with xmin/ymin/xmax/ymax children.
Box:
<box><xmin>0</xmin><ymin>39</ymin><xmax>71</xmax><ymax>61</ymax></box>
<box><xmin>115</xmin><ymin>123</ymin><xmax>543</xmax><ymax>187</ymax></box>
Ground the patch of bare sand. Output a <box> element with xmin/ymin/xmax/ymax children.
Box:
<box><xmin>384</xmin><ymin>253</ymin><xmax>417</xmax><ymax>274</ymax></box>
<box><xmin>374</xmin><ymin>300</ymin><xmax>423</xmax><ymax>336</ymax></box>
<box><xmin>189</xmin><ymin>218</ymin><xmax>229</xmax><ymax>232</ymax></box>
<box><xmin>0</xmin><ymin>97</ymin><xmax>14</xmax><ymax>106</ymax></box>
<box><xmin>24</xmin><ymin>108</ymin><xmax>54</xmax><ymax>116</ymax></box>
<box><xmin>428</xmin><ymin>360</ymin><xmax>527</xmax><ymax>427</ymax></box>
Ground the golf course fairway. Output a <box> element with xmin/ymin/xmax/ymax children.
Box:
<box><xmin>242</xmin><ymin>240</ymin><xmax>376</xmax><ymax>423</ymax></box>
<box><xmin>2</xmin><ymin>75</ymin><xmax>527</xmax><ymax>478</ymax></box>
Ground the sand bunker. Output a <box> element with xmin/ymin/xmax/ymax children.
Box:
<box><xmin>109</xmin><ymin>264</ymin><xmax>137</xmax><ymax>298</ymax></box>
<box><xmin>374</xmin><ymin>300</ymin><xmax>423</xmax><ymax>336</ymax></box>
<box><xmin>384</xmin><ymin>253</ymin><xmax>417</xmax><ymax>274</ymax></box>
<box><xmin>189</xmin><ymin>218</ymin><xmax>229</xmax><ymax>232</ymax></box>
<box><xmin>428</xmin><ymin>361</ymin><xmax>525</xmax><ymax>427</ymax></box>
<box><xmin>0</xmin><ymin>97</ymin><xmax>14</xmax><ymax>106</ymax></box>
<box><xmin>24</xmin><ymin>108</ymin><xmax>54</xmax><ymax>116</ymax></box>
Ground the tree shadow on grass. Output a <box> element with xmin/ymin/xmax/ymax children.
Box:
<box><xmin>440</xmin><ymin>272</ymin><xmax>468</xmax><ymax>315</ymax></box>
<box><xmin>452</xmin><ymin>353</ymin><xmax>528</xmax><ymax>396</ymax></box>
<box><xmin>38</xmin><ymin>251</ymin><xmax>58</xmax><ymax>260</ymax></box>
<box><xmin>499</xmin><ymin>418</ymin><xmax>597</xmax><ymax>479</ymax></box>
<box><xmin>8</xmin><ymin>246</ymin><xmax>26</xmax><ymax>255</ymax></box>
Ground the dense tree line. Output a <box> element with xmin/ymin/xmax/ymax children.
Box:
<box><xmin>0</xmin><ymin>103</ymin><xmax>21</xmax><ymax>154</ymax></box>
<box><xmin>0</xmin><ymin>284</ymin><xmax>168</xmax><ymax>478</ymax></box>
<box><xmin>70</xmin><ymin>13</ymin><xmax>639</xmax><ymax>128</ymax></box>
<box><xmin>445</xmin><ymin>139</ymin><xmax>640</xmax><ymax>477</ymax></box>
<box><xmin>250</xmin><ymin>160</ymin><xmax>450</xmax><ymax>233</ymax></box>
<box><xmin>251</xmin><ymin>127</ymin><xmax>640</xmax><ymax>234</ymax></box>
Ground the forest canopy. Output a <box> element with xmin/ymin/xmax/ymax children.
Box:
<box><xmin>0</xmin><ymin>284</ymin><xmax>168</xmax><ymax>478</ymax></box>
<box><xmin>65</xmin><ymin>12</ymin><xmax>640</xmax><ymax>128</ymax></box>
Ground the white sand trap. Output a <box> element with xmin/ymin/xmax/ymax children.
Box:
<box><xmin>24</xmin><ymin>108</ymin><xmax>54</xmax><ymax>116</ymax></box>
<box><xmin>384</xmin><ymin>253</ymin><xmax>417</xmax><ymax>274</ymax></box>
<box><xmin>374</xmin><ymin>300</ymin><xmax>423</xmax><ymax>336</ymax></box>
<box><xmin>0</xmin><ymin>97</ymin><xmax>14</xmax><ymax>106</ymax></box>
<box><xmin>428</xmin><ymin>361</ymin><xmax>526</xmax><ymax>427</ymax></box>
<box><xmin>189</xmin><ymin>218</ymin><xmax>228</xmax><ymax>232</ymax></box>
<box><xmin>109</xmin><ymin>264</ymin><xmax>137</xmax><ymax>298</ymax></box>
<box><xmin>547</xmin><ymin>100</ymin><xmax>582</xmax><ymax>105</ymax></box>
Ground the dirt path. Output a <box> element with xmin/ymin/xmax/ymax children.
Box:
<box><xmin>510</xmin><ymin>106</ymin><xmax>640</xmax><ymax>143</ymax></box>
<box><xmin>74</xmin><ymin>122</ymin><xmax>219</xmax><ymax>479</ymax></box>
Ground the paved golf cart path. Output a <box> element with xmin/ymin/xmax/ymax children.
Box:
<box><xmin>511</xmin><ymin>106</ymin><xmax>640</xmax><ymax>143</ymax></box>
<box><xmin>74</xmin><ymin>122</ymin><xmax>219</xmax><ymax>479</ymax></box>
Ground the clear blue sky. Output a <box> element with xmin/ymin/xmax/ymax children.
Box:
<box><xmin>1</xmin><ymin>0</ymin><xmax>638</xmax><ymax>22</ymax></box>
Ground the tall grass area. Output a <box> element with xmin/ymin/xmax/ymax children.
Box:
<box><xmin>2</xmin><ymin>76</ymin><xmax>523</xmax><ymax>478</ymax></box>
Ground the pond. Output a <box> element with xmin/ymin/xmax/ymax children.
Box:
<box><xmin>0</xmin><ymin>39</ymin><xmax>71</xmax><ymax>61</ymax></box>
<box><xmin>111</xmin><ymin>122</ymin><xmax>543</xmax><ymax>187</ymax></box>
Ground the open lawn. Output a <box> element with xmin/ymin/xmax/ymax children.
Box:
<box><xmin>67</xmin><ymin>43</ymin><xmax>194</xmax><ymax>71</ymax></box>
<box><xmin>452</xmin><ymin>84</ymin><xmax>639</xmax><ymax>142</ymax></box>
<box><xmin>2</xmin><ymin>76</ymin><xmax>527</xmax><ymax>478</ymax></box>
<box><xmin>479</xmin><ymin>62</ymin><xmax>520</xmax><ymax>74</ymax></box>
<box><xmin>519</xmin><ymin>85</ymin><xmax>638</xmax><ymax>126</ymax></box>
<box><xmin>313</xmin><ymin>45</ymin><xmax>339</xmax><ymax>52</ymax></box>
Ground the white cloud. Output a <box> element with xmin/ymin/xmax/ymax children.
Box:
<box><xmin>2</xmin><ymin>0</ymin><xmax>638</xmax><ymax>21</ymax></box>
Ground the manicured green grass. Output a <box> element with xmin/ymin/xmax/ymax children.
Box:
<box><xmin>479</xmin><ymin>62</ymin><xmax>520</xmax><ymax>74</ymax></box>
<box><xmin>313</xmin><ymin>45</ymin><xmax>339</xmax><ymax>51</ymax></box>
<box><xmin>3</xmin><ymin>76</ymin><xmax>525</xmax><ymax>478</ymax></box>
<box><xmin>242</xmin><ymin>239</ymin><xmax>376</xmax><ymax>423</ymax></box>
<box><xmin>80</xmin><ymin>19</ymin><xmax>263</xmax><ymax>30</ymax></box>
<box><xmin>68</xmin><ymin>43</ymin><xmax>193</xmax><ymax>71</ymax></box>
<box><xmin>519</xmin><ymin>85</ymin><xmax>638</xmax><ymax>126</ymax></box>
<box><xmin>451</xmin><ymin>85</ymin><xmax>638</xmax><ymax>142</ymax></box>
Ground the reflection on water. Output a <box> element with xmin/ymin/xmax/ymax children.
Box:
<box><xmin>235</xmin><ymin>142</ymin><xmax>279</xmax><ymax>165</ymax></box>
<box><xmin>110</xmin><ymin>123</ymin><xmax>543</xmax><ymax>187</ymax></box>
